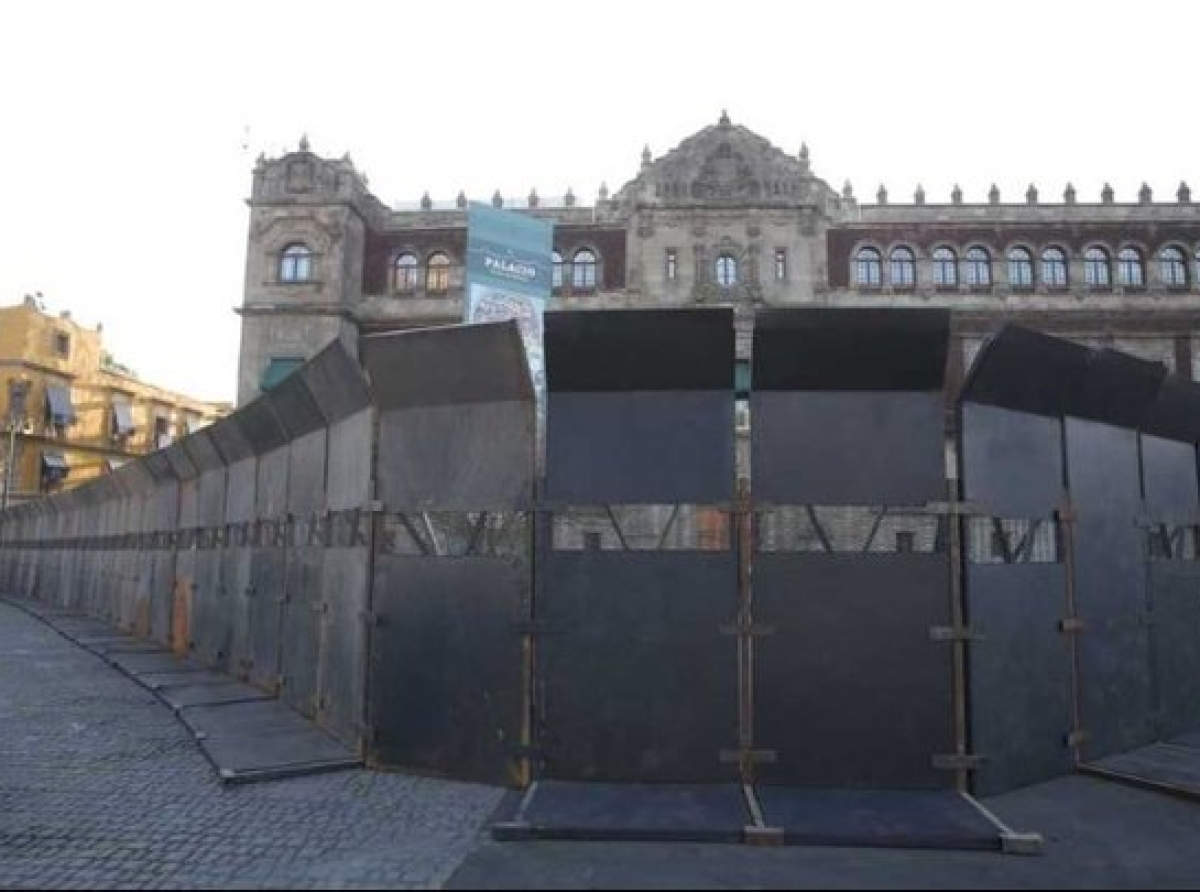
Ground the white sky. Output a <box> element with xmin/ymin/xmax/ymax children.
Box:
<box><xmin>2</xmin><ymin>0</ymin><xmax>1196</xmax><ymax>404</ymax></box>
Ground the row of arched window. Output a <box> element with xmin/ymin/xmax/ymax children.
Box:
<box><xmin>852</xmin><ymin>244</ymin><xmax>1200</xmax><ymax>290</ymax></box>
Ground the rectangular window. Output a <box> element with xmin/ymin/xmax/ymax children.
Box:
<box><xmin>774</xmin><ymin>249</ymin><xmax>787</xmax><ymax>282</ymax></box>
<box><xmin>45</xmin><ymin>385</ymin><xmax>76</xmax><ymax>430</ymax></box>
<box><xmin>53</xmin><ymin>331</ymin><xmax>71</xmax><ymax>359</ymax></box>
<box><xmin>154</xmin><ymin>415</ymin><xmax>172</xmax><ymax>450</ymax></box>
<box><xmin>111</xmin><ymin>400</ymin><xmax>135</xmax><ymax>439</ymax></box>
<box><xmin>666</xmin><ymin>249</ymin><xmax>677</xmax><ymax>281</ymax></box>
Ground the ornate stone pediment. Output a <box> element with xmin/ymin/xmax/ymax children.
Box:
<box><xmin>615</xmin><ymin>112</ymin><xmax>839</xmax><ymax>210</ymax></box>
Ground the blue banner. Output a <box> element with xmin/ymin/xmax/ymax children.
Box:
<box><xmin>464</xmin><ymin>203</ymin><xmax>554</xmax><ymax>397</ymax></box>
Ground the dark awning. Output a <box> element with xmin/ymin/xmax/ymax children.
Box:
<box><xmin>41</xmin><ymin>451</ymin><xmax>70</xmax><ymax>474</ymax></box>
<box><xmin>261</xmin><ymin>357</ymin><xmax>304</xmax><ymax>392</ymax></box>
<box><xmin>45</xmin><ymin>386</ymin><xmax>75</xmax><ymax>425</ymax></box>
<box><xmin>112</xmin><ymin>400</ymin><xmax>135</xmax><ymax>435</ymax></box>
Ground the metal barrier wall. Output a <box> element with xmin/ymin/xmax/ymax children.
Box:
<box><xmin>1138</xmin><ymin>378</ymin><xmax>1200</xmax><ymax>741</ymax></box>
<box><xmin>302</xmin><ymin>341</ymin><xmax>373</xmax><ymax>751</ymax></box>
<box><xmin>752</xmin><ymin>309</ymin><xmax>956</xmax><ymax>789</ymax></box>
<box><xmin>272</xmin><ymin>368</ymin><xmax>328</xmax><ymax>717</ymax></box>
<box><xmin>1063</xmin><ymin>349</ymin><xmax>1166</xmax><ymax>761</ymax></box>
<box><xmin>539</xmin><ymin>309</ymin><xmax>737</xmax><ymax>783</ymax></box>
<box><xmin>362</xmin><ymin>321</ymin><xmax>533</xmax><ymax>785</ymax></box>
<box><xmin>959</xmin><ymin>327</ymin><xmax>1081</xmax><ymax>795</ymax></box>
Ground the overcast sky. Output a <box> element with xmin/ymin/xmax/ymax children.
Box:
<box><xmin>2</xmin><ymin>0</ymin><xmax>1195</xmax><ymax>404</ymax></box>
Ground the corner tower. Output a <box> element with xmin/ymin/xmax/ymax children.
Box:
<box><xmin>236</xmin><ymin>137</ymin><xmax>385</xmax><ymax>405</ymax></box>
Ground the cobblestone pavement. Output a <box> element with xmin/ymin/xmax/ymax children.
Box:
<box><xmin>0</xmin><ymin>600</ymin><xmax>502</xmax><ymax>889</ymax></box>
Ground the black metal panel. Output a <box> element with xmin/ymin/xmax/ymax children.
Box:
<box><xmin>376</xmin><ymin>402</ymin><xmax>533</xmax><ymax>510</ymax></box>
<box><xmin>753</xmin><ymin>308</ymin><xmax>949</xmax><ymax>392</ymax></box>
<box><xmin>209</xmin><ymin>415</ymin><xmax>253</xmax><ymax>464</ymax></box>
<box><xmin>1142</xmin><ymin>435</ymin><xmax>1199</xmax><ymax>523</ymax></box>
<box><xmin>512</xmin><ymin>781</ymin><xmax>748</xmax><ymax>843</ymax></box>
<box><xmin>362</xmin><ymin>320</ymin><xmax>532</xmax><ymax>409</ymax></box>
<box><xmin>545</xmin><ymin>391</ymin><xmax>734</xmax><ymax>504</ymax></box>
<box><xmin>301</xmin><ymin>339</ymin><xmax>371</xmax><ymax>424</ymax></box>
<box><xmin>960</xmin><ymin>325</ymin><xmax>1092</xmax><ymax>419</ymax></box>
<box><xmin>318</xmin><ymin>546</ymin><xmax>368</xmax><ymax>749</ymax></box>
<box><xmin>1142</xmin><ymin>375</ymin><xmax>1200</xmax><ymax>443</ymax></box>
<box><xmin>365</xmin><ymin>322</ymin><xmax>534</xmax><ymax>510</ymax></box>
<box><xmin>753</xmin><ymin>392</ymin><xmax>945</xmax><ymax>505</ymax></box>
<box><xmin>1065</xmin><ymin>417</ymin><xmax>1155</xmax><ymax>759</ymax></box>
<box><xmin>755</xmin><ymin>788</ymin><xmax>1000</xmax><ymax>850</ymax></box>
<box><xmin>1149</xmin><ymin>564</ymin><xmax>1200</xmax><ymax>739</ymax></box>
<box><xmin>162</xmin><ymin>441</ymin><xmax>198</xmax><ymax>481</ymax></box>
<box><xmin>545</xmin><ymin>309</ymin><xmax>734</xmax><ymax>392</ymax></box>
<box><xmin>234</xmin><ymin>396</ymin><xmax>288</xmax><ymax>456</ymax></box>
<box><xmin>288</xmin><ymin>430</ymin><xmax>327</xmax><ymax>516</ymax></box>
<box><xmin>247</xmin><ymin>548</ymin><xmax>284</xmax><ymax>691</ymax></box>
<box><xmin>538</xmin><ymin>552</ymin><xmax>738</xmax><ymax>783</ymax></box>
<box><xmin>1069</xmin><ymin>349</ymin><xmax>1167</xmax><ymax>431</ymax></box>
<box><xmin>268</xmin><ymin>370</ymin><xmax>326</xmax><ymax>440</ymax></box>
<box><xmin>142</xmin><ymin>450</ymin><xmax>175</xmax><ymax>484</ymax></box>
<box><xmin>371</xmin><ymin>555</ymin><xmax>527</xmax><ymax>785</ymax></box>
<box><xmin>754</xmin><ymin>554</ymin><xmax>952</xmax><ymax>788</ymax></box>
<box><xmin>280</xmin><ymin>547</ymin><xmax>322</xmax><ymax>717</ymax></box>
<box><xmin>181</xmin><ymin>428</ymin><xmax>225</xmax><ymax>474</ymax></box>
<box><xmin>959</xmin><ymin>398</ymin><xmax>1072</xmax><ymax>796</ymax></box>
<box><xmin>960</xmin><ymin>402</ymin><xmax>1064</xmax><ymax>517</ymax></box>
<box><xmin>967</xmin><ymin>565</ymin><xmax>1073</xmax><ymax>796</ymax></box>
<box><xmin>223</xmin><ymin>458</ymin><xmax>257</xmax><ymax>678</ymax></box>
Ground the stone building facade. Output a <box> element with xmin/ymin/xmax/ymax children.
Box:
<box><xmin>0</xmin><ymin>298</ymin><xmax>231</xmax><ymax>506</ymax></box>
<box><xmin>237</xmin><ymin>114</ymin><xmax>1200</xmax><ymax>406</ymax></box>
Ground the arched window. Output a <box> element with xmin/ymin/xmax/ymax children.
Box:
<box><xmin>394</xmin><ymin>253</ymin><xmax>419</xmax><ymax>293</ymax></box>
<box><xmin>426</xmin><ymin>252</ymin><xmax>451</xmax><ymax>294</ymax></box>
<box><xmin>1117</xmin><ymin>247</ymin><xmax>1144</xmax><ymax>288</ymax></box>
<box><xmin>853</xmin><ymin>247</ymin><xmax>882</xmax><ymax>287</ymax></box>
<box><xmin>1084</xmin><ymin>247</ymin><xmax>1110</xmax><ymax>288</ymax></box>
<box><xmin>1160</xmin><ymin>246</ymin><xmax>1187</xmax><ymax>287</ymax></box>
<box><xmin>279</xmin><ymin>243</ymin><xmax>312</xmax><ymax>283</ymax></box>
<box><xmin>889</xmin><ymin>247</ymin><xmax>916</xmax><ymax>287</ymax></box>
<box><xmin>1007</xmin><ymin>247</ymin><xmax>1034</xmax><ymax>289</ymax></box>
<box><xmin>715</xmin><ymin>254</ymin><xmax>739</xmax><ymax>287</ymax></box>
<box><xmin>1041</xmin><ymin>247</ymin><xmax>1068</xmax><ymax>288</ymax></box>
<box><xmin>965</xmin><ymin>247</ymin><xmax>991</xmax><ymax>287</ymax></box>
<box><xmin>552</xmin><ymin>251</ymin><xmax>564</xmax><ymax>289</ymax></box>
<box><xmin>932</xmin><ymin>247</ymin><xmax>958</xmax><ymax>287</ymax></box>
<box><xmin>572</xmin><ymin>249</ymin><xmax>597</xmax><ymax>290</ymax></box>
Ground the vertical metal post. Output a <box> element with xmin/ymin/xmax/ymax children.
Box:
<box><xmin>1</xmin><ymin>423</ymin><xmax>15</xmax><ymax>512</ymax></box>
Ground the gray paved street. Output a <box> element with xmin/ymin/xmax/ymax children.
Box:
<box><xmin>0</xmin><ymin>600</ymin><xmax>502</xmax><ymax>889</ymax></box>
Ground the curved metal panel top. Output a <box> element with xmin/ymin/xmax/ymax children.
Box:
<box><xmin>268</xmin><ymin>371</ymin><xmax>326</xmax><ymax>440</ymax></box>
<box><xmin>301</xmin><ymin>339</ymin><xmax>371</xmax><ymax>423</ymax></box>
<box><xmin>232</xmin><ymin>395</ymin><xmax>288</xmax><ymax>456</ymax></box>
<box><xmin>753</xmin><ymin>308</ymin><xmax>949</xmax><ymax>392</ymax></box>
<box><xmin>1140</xmin><ymin>375</ymin><xmax>1200</xmax><ymax>444</ymax></box>
<box><xmin>114</xmin><ymin>458</ymin><xmax>156</xmax><ymax>495</ymax></box>
<box><xmin>142</xmin><ymin>450</ymin><xmax>176</xmax><ymax>483</ymax></box>
<box><xmin>960</xmin><ymin>325</ymin><xmax>1092</xmax><ymax>418</ymax></box>
<box><xmin>1069</xmin><ymin>349</ymin><xmax>1166</xmax><ymax>430</ymax></box>
<box><xmin>163</xmin><ymin>441</ymin><xmax>199</xmax><ymax>481</ymax></box>
<box><xmin>181</xmin><ymin>427</ymin><xmax>226</xmax><ymax>473</ymax></box>
<box><xmin>362</xmin><ymin>320</ymin><xmax>532</xmax><ymax>409</ymax></box>
<box><xmin>208</xmin><ymin>415</ymin><xmax>253</xmax><ymax>464</ymax></box>
<box><xmin>546</xmin><ymin>308</ymin><xmax>734</xmax><ymax>392</ymax></box>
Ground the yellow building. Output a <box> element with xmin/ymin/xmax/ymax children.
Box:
<box><xmin>0</xmin><ymin>297</ymin><xmax>231</xmax><ymax>507</ymax></box>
